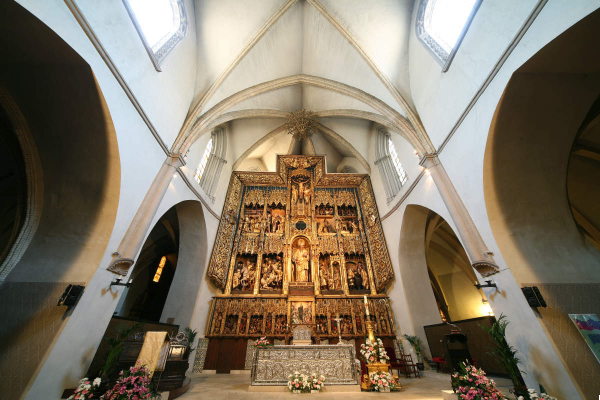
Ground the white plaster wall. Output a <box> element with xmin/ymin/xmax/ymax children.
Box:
<box><xmin>401</xmin><ymin>2</ymin><xmax>600</xmax><ymax>398</ymax></box>
<box><xmin>69</xmin><ymin>0</ymin><xmax>198</xmax><ymax>147</ymax></box>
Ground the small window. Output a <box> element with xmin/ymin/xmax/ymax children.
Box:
<box><xmin>416</xmin><ymin>0</ymin><xmax>481</xmax><ymax>71</ymax></box>
<box><xmin>123</xmin><ymin>0</ymin><xmax>187</xmax><ymax>71</ymax></box>
<box><xmin>194</xmin><ymin>138</ymin><xmax>213</xmax><ymax>184</ymax></box>
<box><xmin>388</xmin><ymin>137</ymin><xmax>408</xmax><ymax>186</ymax></box>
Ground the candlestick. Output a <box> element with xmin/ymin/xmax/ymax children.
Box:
<box><xmin>364</xmin><ymin>295</ymin><xmax>370</xmax><ymax>317</ymax></box>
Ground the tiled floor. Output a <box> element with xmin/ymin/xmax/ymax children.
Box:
<box><xmin>178</xmin><ymin>373</ymin><xmax>452</xmax><ymax>399</ymax></box>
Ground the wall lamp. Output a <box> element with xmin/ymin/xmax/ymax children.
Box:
<box><xmin>110</xmin><ymin>277</ymin><xmax>133</xmax><ymax>288</ymax></box>
<box><xmin>474</xmin><ymin>280</ymin><xmax>497</xmax><ymax>289</ymax></box>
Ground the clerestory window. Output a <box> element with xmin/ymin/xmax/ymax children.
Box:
<box><xmin>194</xmin><ymin>138</ymin><xmax>213</xmax><ymax>184</ymax></box>
<box><xmin>122</xmin><ymin>0</ymin><xmax>187</xmax><ymax>71</ymax></box>
<box><xmin>416</xmin><ymin>0</ymin><xmax>482</xmax><ymax>72</ymax></box>
<box><xmin>375</xmin><ymin>129</ymin><xmax>409</xmax><ymax>203</ymax></box>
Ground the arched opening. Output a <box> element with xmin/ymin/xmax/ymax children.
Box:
<box><xmin>484</xmin><ymin>9</ymin><xmax>600</xmax><ymax>399</ymax></box>
<box><xmin>0</xmin><ymin>2</ymin><xmax>121</xmax><ymax>399</ymax></box>
<box><xmin>116</xmin><ymin>200</ymin><xmax>207</xmax><ymax>326</ymax></box>
<box><xmin>398</xmin><ymin>205</ymin><xmax>498</xmax><ymax>372</ymax></box>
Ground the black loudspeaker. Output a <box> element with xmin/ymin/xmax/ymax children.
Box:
<box><xmin>57</xmin><ymin>284</ymin><xmax>85</xmax><ymax>307</ymax></box>
<box><xmin>521</xmin><ymin>286</ymin><xmax>547</xmax><ymax>308</ymax></box>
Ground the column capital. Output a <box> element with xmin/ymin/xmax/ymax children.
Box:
<box><xmin>167</xmin><ymin>152</ymin><xmax>186</xmax><ymax>168</ymax></box>
<box><xmin>418</xmin><ymin>152</ymin><xmax>440</xmax><ymax>168</ymax></box>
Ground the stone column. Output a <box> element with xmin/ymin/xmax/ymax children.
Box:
<box><xmin>107</xmin><ymin>153</ymin><xmax>185</xmax><ymax>275</ymax></box>
<box><xmin>419</xmin><ymin>154</ymin><xmax>499</xmax><ymax>277</ymax></box>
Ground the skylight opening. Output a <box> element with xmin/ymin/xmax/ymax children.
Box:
<box><xmin>194</xmin><ymin>138</ymin><xmax>213</xmax><ymax>184</ymax></box>
<box><xmin>127</xmin><ymin>0</ymin><xmax>179</xmax><ymax>51</ymax></box>
<box><xmin>388</xmin><ymin>137</ymin><xmax>408</xmax><ymax>186</ymax></box>
<box><xmin>426</xmin><ymin>0</ymin><xmax>477</xmax><ymax>54</ymax></box>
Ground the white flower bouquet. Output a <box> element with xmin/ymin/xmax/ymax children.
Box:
<box><xmin>369</xmin><ymin>371</ymin><xmax>394</xmax><ymax>392</ymax></box>
<box><xmin>518</xmin><ymin>389</ymin><xmax>558</xmax><ymax>400</ymax></box>
<box><xmin>287</xmin><ymin>371</ymin><xmax>309</xmax><ymax>393</ymax></box>
<box><xmin>359</xmin><ymin>337</ymin><xmax>390</xmax><ymax>364</ymax></box>
<box><xmin>307</xmin><ymin>373</ymin><xmax>325</xmax><ymax>392</ymax></box>
<box><xmin>68</xmin><ymin>377</ymin><xmax>102</xmax><ymax>399</ymax></box>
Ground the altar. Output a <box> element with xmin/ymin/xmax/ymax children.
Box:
<box><xmin>250</xmin><ymin>345</ymin><xmax>358</xmax><ymax>387</ymax></box>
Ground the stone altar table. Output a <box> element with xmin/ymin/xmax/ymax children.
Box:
<box><xmin>250</xmin><ymin>345</ymin><xmax>358</xmax><ymax>387</ymax></box>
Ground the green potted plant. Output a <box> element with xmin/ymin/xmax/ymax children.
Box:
<box><xmin>480</xmin><ymin>314</ymin><xmax>530</xmax><ymax>399</ymax></box>
<box><xmin>184</xmin><ymin>327</ymin><xmax>198</xmax><ymax>360</ymax></box>
<box><xmin>402</xmin><ymin>334</ymin><xmax>425</xmax><ymax>371</ymax></box>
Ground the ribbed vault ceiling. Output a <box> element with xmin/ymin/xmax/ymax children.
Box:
<box><xmin>178</xmin><ymin>0</ymin><xmax>421</xmax><ymax>172</ymax></box>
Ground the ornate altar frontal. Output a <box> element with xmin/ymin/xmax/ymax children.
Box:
<box><xmin>205</xmin><ymin>155</ymin><xmax>397</xmax><ymax>341</ymax></box>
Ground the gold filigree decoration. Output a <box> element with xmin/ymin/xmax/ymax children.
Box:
<box><xmin>335</xmin><ymin>189</ymin><xmax>356</xmax><ymax>207</ymax></box>
<box><xmin>267</xmin><ymin>188</ymin><xmax>287</xmax><ymax>206</ymax></box>
<box><xmin>244</xmin><ymin>188</ymin><xmax>266</xmax><ymax>206</ymax></box>
<box><xmin>263</xmin><ymin>234</ymin><xmax>284</xmax><ymax>254</ymax></box>
<box><xmin>236</xmin><ymin>172</ymin><xmax>284</xmax><ymax>185</ymax></box>
<box><xmin>317</xmin><ymin>235</ymin><xmax>339</xmax><ymax>254</ymax></box>
<box><xmin>238</xmin><ymin>233</ymin><xmax>261</xmax><ymax>254</ymax></box>
<box><xmin>317</xmin><ymin>175</ymin><xmax>364</xmax><ymax>187</ymax></box>
<box><xmin>314</xmin><ymin>189</ymin><xmax>334</xmax><ymax>206</ymax></box>
<box><xmin>340</xmin><ymin>235</ymin><xmax>363</xmax><ymax>254</ymax></box>
<box><xmin>358</xmin><ymin>177</ymin><xmax>394</xmax><ymax>292</ymax></box>
<box><xmin>284</xmin><ymin>109</ymin><xmax>319</xmax><ymax>140</ymax></box>
<box><xmin>207</xmin><ymin>175</ymin><xmax>242</xmax><ymax>289</ymax></box>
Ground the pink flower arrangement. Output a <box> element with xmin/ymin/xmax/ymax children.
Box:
<box><xmin>253</xmin><ymin>336</ymin><xmax>271</xmax><ymax>348</ymax></box>
<box><xmin>451</xmin><ymin>362</ymin><xmax>508</xmax><ymax>400</ymax></box>
<box><xmin>368</xmin><ymin>371</ymin><xmax>395</xmax><ymax>391</ymax></box>
<box><xmin>101</xmin><ymin>365</ymin><xmax>153</xmax><ymax>400</ymax></box>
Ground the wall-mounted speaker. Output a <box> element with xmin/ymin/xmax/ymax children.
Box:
<box><xmin>521</xmin><ymin>286</ymin><xmax>547</xmax><ymax>308</ymax></box>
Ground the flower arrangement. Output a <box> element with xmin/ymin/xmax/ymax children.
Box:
<box><xmin>101</xmin><ymin>365</ymin><xmax>153</xmax><ymax>400</ymax></box>
<box><xmin>451</xmin><ymin>362</ymin><xmax>508</xmax><ymax>400</ymax></box>
<box><xmin>360</xmin><ymin>338</ymin><xmax>390</xmax><ymax>364</ymax></box>
<box><xmin>287</xmin><ymin>371</ymin><xmax>308</xmax><ymax>393</ymax></box>
<box><xmin>253</xmin><ymin>336</ymin><xmax>271</xmax><ymax>348</ymax></box>
<box><xmin>518</xmin><ymin>389</ymin><xmax>558</xmax><ymax>400</ymax></box>
<box><xmin>369</xmin><ymin>371</ymin><xmax>394</xmax><ymax>392</ymax></box>
<box><xmin>306</xmin><ymin>373</ymin><xmax>325</xmax><ymax>392</ymax></box>
<box><xmin>68</xmin><ymin>377</ymin><xmax>103</xmax><ymax>399</ymax></box>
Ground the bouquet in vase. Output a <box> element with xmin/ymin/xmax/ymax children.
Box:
<box><xmin>369</xmin><ymin>371</ymin><xmax>394</xmax><ymax>392</ymax></box>
<box><xmin>101</xmin><ymin>365</ymin><xmax>153</xmax><ymax>400</ymax></box>
<box><xmin>307</xmin><ymin>373</ymin><xmax>325</xmax><ymax>392</ymax></box>
<box><xmin>360</xmin><ymin>337</ymin><xmax>390</xmax><ymax>364</ymax></box>
<box><xmin>68</xmin><ymin>377</ymin><xmax>103</xmax><ymax>399</ymax></box>
<box><xmin>253</xmin><ymin>336</ymin><xmax>271</xmax><ymax>348</ymax></box>
<box><xmin>451</xmin><ymin>362</ymin><xmax>508</xmax><ymax>400</ymax></box>
<box><xmin>287</xmin><ymin>371</ymin><xmax>308</xmax><ymax>393</ymax></box>
<box><xmin>518</xmin><ymin>389</ymin><xmax>558</xmax><ymax>400</ymax></box>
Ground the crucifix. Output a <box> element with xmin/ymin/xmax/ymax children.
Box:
<box><xmin>334</xmin><ymin>314</ymin><xmax>343</xmax><ymax>345</ymax></box>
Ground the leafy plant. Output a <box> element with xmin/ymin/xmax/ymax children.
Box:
<box><xmin>100</xmin><ymin>323</ymin><xmax>140</xmax><ymax>380</ymax></box>
<box><xmin>184</xmin><ymin>327</ymin><xmax>198</xmax><ymax>351</ymax></box>
<box><xmin>480</xmin><ymin>314</ymin><xmax>529</xmax><ymax>399</ymax></box>
<box><xmin>402</xmin><ymin>334</ymin><xmax>424</xmax><ymax>362</ymax></box>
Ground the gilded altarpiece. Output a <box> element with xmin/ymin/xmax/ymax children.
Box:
<box><xmin>205</xmin><ymin>156</ymin><xmax>397</xmax><ymax>341</ymax></box>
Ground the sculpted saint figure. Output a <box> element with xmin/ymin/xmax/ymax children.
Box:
<box><xmin>358</xmin><ymin>262</ymin><xmax>369</xmax><ymax>290</ymax></box>
<box><xmin>319</xmin><ymin>262</ymin><xmax>329</xmax><ymax>290</ymax></box>
<box><xmin>292</xmin><ymin>185</ymin><xmax>298</xmax><ymax>205</ymax></box>
<box><xmin>292</xmin><ymin>239</ymin><xmax>310</xmax><ymax>282</ymax></box>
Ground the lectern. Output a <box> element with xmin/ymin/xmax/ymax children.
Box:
<box><xmin>445</xmin><ymin>331</ymin><xmax>472</xmax><ymax>374</ymax></box>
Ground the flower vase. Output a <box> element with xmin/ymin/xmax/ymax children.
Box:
<box><xmin>292</xmin><ymin>389</ymin><xmax>300</xmax><ymax>394</ymax></box>
<box><xmin>311</xmin><ymin>389</ymin><xmax>319</xmax><ymax>393</ymax></box>
<box><xmin>380</xmin><ymin>386</ymin><xmax>390</xmax><ymax>392</ymax></box>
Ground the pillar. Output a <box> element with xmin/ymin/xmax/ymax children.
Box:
<box><xmin>419</xmin><ymin>154</ymin><xmax>499</xmax><ymax>277</ymax></box>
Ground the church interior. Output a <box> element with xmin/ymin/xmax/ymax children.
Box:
<box><xmin>0</xmin><ymin>0</ymin><xmax>599</xmax><ymax>399</ymax></box>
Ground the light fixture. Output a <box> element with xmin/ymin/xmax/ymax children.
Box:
<box><xmin>474</xmin><ymin>280</ymin><xmax>497</xmax><ymax>289</ymax></box>
<box><xmin>153</xmin><ymin>256</ymin><xmax>167</xmax><ymax>282</ymax></box>
<box><xmin>110</xmin><ymin>277</ymin><xmax>133</xmax><ymax>288</ymax></box>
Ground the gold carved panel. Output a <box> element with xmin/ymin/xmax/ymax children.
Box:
<box><xmin>358</xmin><ymin>177</ymin><xmax>395</xmax><ymax>291</ymax></box>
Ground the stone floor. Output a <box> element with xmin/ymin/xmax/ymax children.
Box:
<box><xmin>177</xmin><ymin>372</ymin><xmax>452</xmax><ymax>399</ymax></box>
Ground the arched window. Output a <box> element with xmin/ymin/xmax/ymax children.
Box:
<box><xmin>194</xmin><ymin>138</ymin><xmax>212</xmax><ymax>184</ymax></box>
<box><xmin>416</xmin><ymin>0</ymin><xmax>481</xmax><ymax>71</ymax></box>
<box><xmin>193</xmin><ymin>128</ymin><xmax>227</xmax><ymax>201</ymax></box>
<box><xmin>123</xmin><ymin>0</ymin><xmax>187</xmax><ymax>71</ymax></box>
<box><xmin>388</xmin><ymin>137</ymin><xmax>408</xmax><ymax>186</ymax></box>
<box><xmin>375</xmin><ymin>129</ymin><xmax>409</xmax><ymax>203</ymax></box>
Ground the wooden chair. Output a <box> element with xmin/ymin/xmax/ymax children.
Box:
<box><xmin>433</xmin><ymin>357</ymin><xmax>448</xmax><ymax>373</ymax></box>
<box><xmin>385</xmin><ymin>347</ymin><xmax>406</xmax><ymax>378</ymax></box>
<box><xmin>402</xmin><ymin>354</ymin><xmax>420</xmax><ymax>378</ymax></box>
